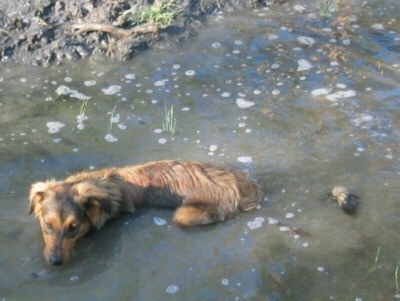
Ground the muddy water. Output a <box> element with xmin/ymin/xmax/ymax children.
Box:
<box><xmin>1</xmin><ymin>1</ymin><xmax>400</xmax><ymax>300</ymax></box>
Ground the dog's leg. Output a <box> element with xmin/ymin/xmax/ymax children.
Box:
<box><xmin>173</xmin><ymin>204</ymin><xmax>224</xmax><ymax>226</ymax></box>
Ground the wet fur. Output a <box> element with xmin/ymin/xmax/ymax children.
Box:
<box><xmin>29</xmin><ymin>160</ymin><xmax>263</xmax><ymax>265</ymax></box>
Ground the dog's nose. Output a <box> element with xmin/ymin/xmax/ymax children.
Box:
<box><xmin>49</xmin><ymin>255</ymin><xmax>63</xmax><ymax>266</ymax></box>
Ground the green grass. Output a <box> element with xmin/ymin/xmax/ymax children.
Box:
<box><xmin>79</xmin><ymin>99</ymin><xmax>89</xmax><ymax>118</ymax></box>
<box><xmin>318</xmin><ymin>0</ymin><xmax>340</xmax><ymax>17</ymax></box>
<box><xmin>108</xmin><ymin>105</ymin><xmax>117</xmax><ymax>132</ymax></box>
<box><xmin>119</xmin><ymin>0</ymin><xmax>181</xmax><ymax>27</ymax></box>
<box><xmin>162</xmin><ymin>104</ymin><xmax>177</xmax><ymax>134</ymax></box>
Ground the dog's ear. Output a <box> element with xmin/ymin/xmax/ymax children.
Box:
<box><xmin>73</xmin><ymin>181</ymin><xmax>120</xmax><ymax>229</ymax></box>
<box><xmin>28</xmin><ymin>181</ymin><xmax>54</xmax><ymax>215</ymax></box>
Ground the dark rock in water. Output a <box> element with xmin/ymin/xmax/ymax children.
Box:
<box><xmin>331</xmin><ymin>186</ymin><xmax>359</xmax><ymax>215</ymax></box>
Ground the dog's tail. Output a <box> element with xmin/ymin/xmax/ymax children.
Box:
<box><xmin>232</xmin><ymin>169</ymin><xmax>264</xmax><ymax>211</ymax></box>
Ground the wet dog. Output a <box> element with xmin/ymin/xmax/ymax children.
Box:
<box><xmin>29</xmin><ymin>160</ymin><xmax>263</xmax><ymax>266</ymax></box>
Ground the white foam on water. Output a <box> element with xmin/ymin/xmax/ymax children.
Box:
<box><xmin>236</xmin><ymin>98</ymin><xmax>255</xmax><ymax>109</ymax></box>
<box><xmin>297</xmin><ymin>59</ymin><xmax>313</xmax><ymax>71</ymax></box>
<box><xmin>153</xmin><ymin>217</ymin><xmax>167</xmax><ymax>226</ymax></box>
<box><xmin>247</xmin><ymin>217</ymin><xmax>265</xmax><ymax>230</ymax></box>
<box><xmin>46</xmin><ymin>121</ymin><xmax>65</xmax><ymax>134</ymax></box>
<box><xmin>297</xmin><ymin>36</ymin><xmax>315</xmax><ymax>46</ymax></box>
<box><xmin>102</xmin><ymin>85</ymin><xmax>121</xmax><ymax>95</ymax></box>
<box><xmin>237</xmin><ymin>156</ymin><xmax>253</xmax><ymax>163</ymax></box>
<box><xmin>104</xmin><ymin>133</ymin><xmax>118</xmax><ymax>142</ymax></box>
<box><xmin>165</xmin><ymin>285</ymin><xmax>179</xmax><ymax>294</ymax></box>
<box><xmin>325</xmin><ymin>90</ymin><xmax>356</xmax><ymax>101</ymax></box>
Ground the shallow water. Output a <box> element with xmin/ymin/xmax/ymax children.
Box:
<box><xmin>1</xmin><ymin>0</ymin><xmax>400</xmax><ymax>300</ymax></box>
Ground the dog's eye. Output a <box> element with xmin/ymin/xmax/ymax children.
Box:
<box><xmin>44</xmin><ymin>222</ymin><xmax>53</xmax><ymax>231</ymax></box>
<box><xmin>67</xmin><ymin>224</ymin><xmax>78</xmax><ymax>233</ymax></box>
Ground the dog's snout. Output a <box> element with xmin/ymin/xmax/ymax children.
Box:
<box><xmin>49</xmin><ymin>255</ymin><xmax>63</xmax><ymax>266</ymax></box>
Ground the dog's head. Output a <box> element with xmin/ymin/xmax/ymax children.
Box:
<box><xmin>28</xmin><ymin>180</ymin><xmax>123</xmax><ymax>266</ymax></box>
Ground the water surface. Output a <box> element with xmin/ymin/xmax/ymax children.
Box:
<box><xmin>0</xmin><ymin>0</ymin><xmax>399</xmax><ymax>300</ymax></box>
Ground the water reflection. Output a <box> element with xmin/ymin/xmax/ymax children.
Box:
<box><xmin>0</xmin><ymin>0</ymin><xmax>399</xmax><ymax>300</ymax></box>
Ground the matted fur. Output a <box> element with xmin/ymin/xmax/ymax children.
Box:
<box><xmin>29</xmin><ymin>160</ymin><xmax>263</xmax><ymax>265</ymax></box>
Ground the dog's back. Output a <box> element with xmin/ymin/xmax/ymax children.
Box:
<box><xmin>116</xmin><ymin>161</ymin><xmax>264</xmax><ymax>225</ymax></box>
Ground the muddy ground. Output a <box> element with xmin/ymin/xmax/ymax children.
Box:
<box><xmin>0</xmin><ymin>0</ymin><xmax>274</xmax><ymax>66</ymax></box>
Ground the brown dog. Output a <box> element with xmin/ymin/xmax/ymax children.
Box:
<box><xmin>29</xmin><ymin>160</ymin><xmax>263</xmax><ymax>266</ymax></box>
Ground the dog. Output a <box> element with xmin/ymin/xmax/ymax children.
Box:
<box><xmin>29</xmin><ymin>160</ymin><xmax>263</xmax><ymax>266</ymax></box>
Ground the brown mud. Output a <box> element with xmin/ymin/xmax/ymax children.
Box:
<box><xmin>0</xmin><ymin>0</ymin><xmax>273</xmax><ymax>66</ymax></box>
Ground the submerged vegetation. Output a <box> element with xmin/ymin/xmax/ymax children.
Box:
<box><xmin>162</xmin><ymin>104</ymin><xmax>177</xmax><ymax>134</ymax></box>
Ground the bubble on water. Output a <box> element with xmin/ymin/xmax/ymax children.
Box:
<box><xmin>165</xmin><ymin>285</ymin><xmax>179</xmax><ymax>294</ymax></box>
<box><xmin>253</xmin><ymin>89</ymin><xmax>261</xmax><ymax>95</ymax></box>
<box><xmin>104</xmin><ymin>133</ymin><xmax>118</xmax><ymax>142</ymax></box>
<box><xmin>352</xmin><ymin>113</ymin><xmax>374</xmax><ymax>126</ymax></box>
<box><xmin>125</xmin><ymin>73</ymin><xmax>136</xmax><ymax>80</ymax></box>
<box><xmin>64</xmin><ymin>77</ymin><xmax>72</xmax><ymax>82</ymax></box>
<box><xmin>236</xmin><ymin>98</ymin><xmax>255</xmax><ymax>109</ymax></box>
<box><xmin>185</xmin><ymin>70</ymin><xmax>196</xmax><ymax>76</ymax></box>
<box><xmin>294</xmin><ymin>4</ymin><xmax>306</xmax><ymax>12</ymax></box>
<box><xmin>302</xmin><ymin>242</ymin><xmax>309</xmax><ymax>247</ymax></box>
<box><xmin>247</xmin><ymin>217</ymin><xmax>265</xmax><ymax>230</ymax></box>
<box><xmin>55</xmin><ymin>85</ymin><xmax>71</xmax><ymax>95</ymax></box>
<box><xmin>173</xmin><ymin>64</ymin><xmax>181</xmax><ymax>70</ymax></box>
<box><xmin>212</xmin><ymin>42</ymin><xmax>222</xmax><ymax>48</ymax></box>
<box><xmin>297</xmin><ymin>36</ymin><xmax>315</xmax><ymax>46</ymax></box>
<box><xmin>221</xmin><ymin>278</ymin><xmax>229</xmax><ymax>286</ymax></box>
<box><xmin>70</xmin><ymin>275</ymin><xmax>79</xmax><ymax>282</ymax></box>
<box><xmin>371</xmin><ymin>23</ymin><xmax>384</xmax><ymax>30</ymax></box>
<box><xmin>285</xmin><ymin>212</ymin><xmax>294</xmax><ymax>218</ymax></box>
<box><xmin>268</xmin><ymin>34</ymin><xmax>279</xmax><ymax>40</ymax></box>
<box><xmin>279</xmin><ymin>226</ymin><xmax>290</xmax><ymax>232</ymax></box>
<box><xmin>317</xmin><ymin>266</ymin><xmax>325</xmax><ymax>272</ymax></box>
<box><xmin>117</xmin><ymin>123</ymin><xmax>127</xmax><ymax>130</ymax></box>
<box><xmin>102</xmin><ymin>85</ymin><xmax>121</xmax><ymax>95</ymax></box>
<box><xmin>153</xmin><ymin>128</ymin><xmax>163</xmax><ymax>134</ymax></box>
<box><xmin>55</xmin><ymin>85</ymin><xmax>90</xmax><ymax>100</ymax></box>
<box><xmin>181</xmin><ymin>107</ymin><xmax>190</xmax><ymax>111</ymax></box>
<box><xmin>46</xmin><ymin>121</ymin><xmax>65</xmax><ymax>134</ymax></box>
<box><xmin>237</xmin><ymin>156</ymin><xmax>253</xmax><ymax>163</ymax></box>
<box><xmin>53</xmin><ymin>138</ymin><xmax>62</xmax><ymax>143</ymax></box>
<box><xmin>221</xmin><ymin>92</ymin><xmax>231</xmax><ymax>98</ymax></box>
<box><xmin>297</xmin><ymin>59</ymin><xmax>313</xmax><ymax>71</ymax></box>
<box><xmin>209</xmin><ymin>145</ymin><xmax>218</xmax><ymax>152</ymax></box>
<box><xmin>325</xmin><ymin>90</ymin><xmax>356</xmax><ymax>102</ymax></box>
<box><xmin>158</xmin><ymin>138</ymin><xmax>167</xmax><ymax>144</ymax></box>
<box><xmin>238</xmin><ymin>123</ymin><xmax>246</xmax><ymax>128</ymax></box>
<box><xmin>272</xmin><ymin>89</ymin><xmax>281</xmax><ymax>96</ymax></box>
<box><xmin>311</xmin><ymin>88</ymin><xmax>332</xmax><ymax>97</ymax></box>
<box><xmin>342</xmin><ymin>39</ymin><xmax>351</xmax><ymax>46</ymax></box>
<box><xmin>153</xmin><ymin>217</ymin><xmax>167</xmax><ymax>226</ymax></box>
<box><xmin>234</xmin><ymin>40</ymin><xmax>243</xmax><ymax>45</ymax></box>
<box><xmin>154</xmin><ymin>80</ymin><xmax>165</xmax><ymax>87</ymax></box>
<box><xmin>84</xmin><ymin>80</ymin><xmax>96</xmax><ymax>86</ymax></box>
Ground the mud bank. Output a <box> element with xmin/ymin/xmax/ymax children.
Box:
<box><xmin>0</xmin><ymin>0</ymin><xmax>271</xmax><ymax>66</ymax></box>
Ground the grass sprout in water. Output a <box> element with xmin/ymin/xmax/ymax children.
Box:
<box><xmin>108</xmin><ymin>105</ymin><xmax>117</xmax><ymax>132</ymax></box>
<box><xmin>396</xmin><ymin>264</ymin><xmax>400</xmax><ymax>297</ymax></box>
<box><xmin>77</xmin><ymin>99</ymin><xmax>89</xmax><ymax>130</ymax></box>
<box><xmin>162</xmin><ymin>104</ymin><xmax>177</xmax><ymax>134</ymax></box>
<box><xmin>369</xmin><ymin>246</ymin><xmax>381</xmax><ymax>273</ymax></box>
